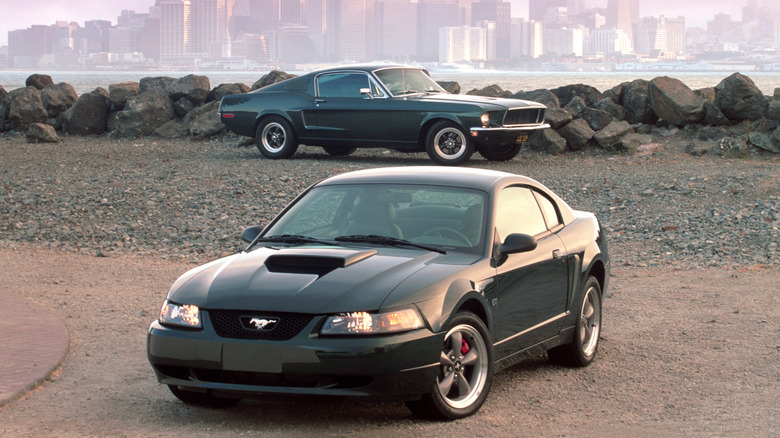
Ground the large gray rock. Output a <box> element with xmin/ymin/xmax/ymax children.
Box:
<box><xmin>649</xmin><ymin>76</ymin><xmax>704</xmax><ymax>126</ymax></box>
<box><xmin>550</xmin><ymin>83</ymin><xmax>601</xmax><ymax>107</ymax></box>
<box><xmin>26</xmin><ymin>122</ymin><xmax>59</xmax><ymax>143</ymax></box>
<box><xmin>769</xmin><ymin>91</ymin><xmax>780</xmax><ymax>121</ymax></box>
<box><xmin>712</xmin><ymin>137</ymin><xmax>749</xmax><ymax>158</ymax></box>
<box><xmin>612</xmin><ymin>133</ymin><xmax>653</xmax><ymax>153</ymax></box>
<box><xmin>581</xmin><ymin>107</ymin><xmax>613</xmax><ymax>131</ymax></box>
<box><xmin>594</xmin><ymin>120</ymin><xmax>634</xmax><ymax>149</ymax></box>
<box><xmin>557</xmin><ymin>118</ymin><xmax>594</xmax><ymax>151</ymax></box>
<box><xmin>112</xmin><ymin>90</ymin><xmax>174</xmax><ymax>138</ymax></box>
<box><xmin>526</xmin><ymin>129</ymin><xmax>567</xmax><ymax>154</ymax></box>
<box><xmin>41</xmin><ymin>83</ymin><xmax>78</xmax><ymax>118</ymax></box>
<box><xmin>65</xmin><ymin>87</ymin><xmax>111</xmax><ymax>135</ymax></box>
<box><xmin>694</xmin><ymin>87</ymin><xmax>716</xmax><ymax>103</ymax></box>
<box><xmin>593</xmin><ymin>98</ymin><xmax>626</xmax><ymax>121</ymax></box>
<box><xmin>189</xmin><ymin>101</ymin><xmax>225</xmax><ymax>138</ymax></box>
<box><xmin>715</xmin><ymin>73</ymin><xmax>769</xmax><ymax>121</ymax></box>
<box><xmin>620</xmin><ymin>79</ymin><xmax>657</xmax><ymax>125</ymax></box>
<box><xmin>251</xmin><ymin>70</ymin><xmax>298</xmax><ymax>90</ymax></box>
<box><xmin>25</xmin><ymin>74</ymin><xmax>54</xmax><ymax>90</ymax></box>
<box><xmin>563</xmin><ymin>96</ymin><xmax>587</xmax><ymax>117</ymax></box>
<box><xmin>167</xmin><ymin>74</ymin><xmax>211</xmax><ymax>105</ymax></box>
<box><xmin>545</xmin><ymin>107</ymin><xmax>573</xmax><ymax>129</ymax></box>
<box><xmin>154</xmin><ymin>120</ymin><xmax>190</xmax><ymax>138</ymax></box>
<box><xmin>173</xmin><ymin>97</ymin><xmax>195</xmax><ymax>118</ymax></box>
<box><xmin>748</xmin><ymin>131</ymin><xmax>778</xmax><ymax>153</ymax></box>
<box><xmin>206</xmin><ymin>83</ymin><xmax>250</xmax><ymax>103</ymax></box>
<box><xmin>140</xmin><ymin>76</ymin><xmax>176</xmax><ymax>94</ymax></box>
<box><xmin>0</xmin><ymin>85</ymin><xmax>10</xmax><ymax>121</ymax></box>
<box><xmin>8</xmin><ymin>87</ymin><xmax>48</xmax><ymax>131</ymax></box>
<box><xmin>703</xmin><ymin>102</ymin><xmax>730</xmax><ymax>126</ymax></box>
<box><xmin>109</xmin><ymin>82</ymin><xmax>140</xmax><ymax>111</ymax></box>
<box><xmin>466</xmin><ymin>84</ymin><xmax>511</xmax><ymax>97</ymax></box>
<box><xmin>437</xmin><ymin>81</ymin><xmax>460</xmax><ymax>94</ymax></box>
<box><xmin>512</xmin><ymin>89</ymin><xmax>560</xmax><ymax>108</ymax></box>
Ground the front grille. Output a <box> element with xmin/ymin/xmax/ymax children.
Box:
<box><xmin>503</xmin><ymin>107</ymin><xmax>546</xmax><ymax>126</ymax></box>
<box><xmin>209</xmin><ymin>309</ymin><xmax>314</xmax><ymax>340</ymax></box>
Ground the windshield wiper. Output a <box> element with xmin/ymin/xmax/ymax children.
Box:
<box><xmin>394</xmin><ymin>90</ymin><xmax>420</xmax><ymax>96</ymax></box>
<box><xmin>335</xmin><ymin>235</ymin><xmax>446</xmax><ymax>254</ymax></box>
<box><xmin>255</xmin><ymin>234</ymin><xmax>338</xmax><ymax>246</ymax></box>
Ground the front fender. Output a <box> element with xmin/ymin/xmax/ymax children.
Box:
<box><xmin>415</xmin><ymin>278</ymin><xmax>493</xmax><ymax>334</ymax></box>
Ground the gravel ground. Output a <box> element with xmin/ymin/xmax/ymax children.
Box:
<box><xmin>0</xmin><ymin>131</ymin><xmax>778</xmax><ymax>436</ymax></box>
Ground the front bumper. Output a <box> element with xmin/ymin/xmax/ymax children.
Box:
<box><xmin>469</xmin><ymin>124</ymin><xmax>551</xmax><ymax>147</ymax></box>
<box><xmin>147</xmin><ymin>314</ymin><xmax>444</xmax><ymax>401</ymax></box>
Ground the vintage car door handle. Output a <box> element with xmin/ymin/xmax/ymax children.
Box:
<box><xmin>315</xmin><ymin>98</ymin><xmax>326</xmax><ymax>105</ymax></box>
<box><xmin>552</xmin><ymin>249</ymin><xmax>562</xmax><ymax>259</ymax></box>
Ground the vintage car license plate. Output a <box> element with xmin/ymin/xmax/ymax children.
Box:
<box><xmin>516</xmin><ymin>134</ymin><xmax>529</xmax><ymax>143</ymax></box>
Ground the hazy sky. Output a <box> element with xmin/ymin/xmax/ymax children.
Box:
<box><xmin>0</xmin><ymin>0</ymin><xmax>765</xmax><ymax>46</ymax></box>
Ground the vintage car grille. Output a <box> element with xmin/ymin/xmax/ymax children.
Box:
<box><xmin>503</xmin><ymin>107</ymin><xmax>546</xmax><ymax>126</ymax></box>
<box><xmin>209</xmin><ymin>310</ymin><xmax>314</xmax><ymax>340</ymax></box>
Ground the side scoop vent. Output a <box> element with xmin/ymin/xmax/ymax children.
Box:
<box><xmin>265</xmin><ymin>249</ymin><xmax>377</xmax><ymax>276</ymax></box>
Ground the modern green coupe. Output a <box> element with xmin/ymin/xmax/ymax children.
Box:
<box><xmin>218</xmin><ymin>65</ymin><xmax>549</xmax><ymax>165</ymax></box>
<box><xmin>148</xmin><ymin>167</ymin><xmax>609</xmax><ymax>420</ymax></box>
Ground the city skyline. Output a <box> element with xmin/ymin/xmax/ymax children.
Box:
<box><xmin>2</xmin><ymin>0</ymin><xmax>771</xmax><ymax>46</ymax></box>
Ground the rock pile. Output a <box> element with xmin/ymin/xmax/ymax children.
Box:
<box><xmin>0</xmin><ymin>71</ymin><xmax>778</xmax><ymax>155</ymax></box>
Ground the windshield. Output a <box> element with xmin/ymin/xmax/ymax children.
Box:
<box><xmin>373</xmin><ymin>68</ymin><xmax>447</xmax><ymax>96</ymax></box>
<box><xmin>263</xmin><ymin>184</ymin><xmax>486</xmax><ymax>253</ymax></box>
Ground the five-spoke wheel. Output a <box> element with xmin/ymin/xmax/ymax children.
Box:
<box><xmin>548</xmin><ymin>275</ymin><xmax>602</xmax><ymax>367</ymax></box>
<box><xmin>256</xmin><ymin>116</ymin><xmax>299</xmax><ymax>159</ymax></box>
<box><xmin>425</xmin><ymin>121</ymin><xmax>473</xmax><ymax>166</ymax></box>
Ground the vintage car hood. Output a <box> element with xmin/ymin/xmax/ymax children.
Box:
<box><xmin>411</xmin><ymin>93</ymin><xmax>543</xmax><ymax>110</ymax></box>
<box><xmin>166</xmin><ymin>245</ymin><xmax>469</xmax><ymax>314</ymax></box>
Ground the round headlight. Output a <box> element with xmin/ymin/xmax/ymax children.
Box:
<box><xmin>480</xmin><ymin>113</ymin><xmax>490</xmax><ymax>127</ymax></box>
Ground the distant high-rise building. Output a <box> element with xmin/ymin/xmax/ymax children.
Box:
<box><xmin>417</xmin><ymin>0</ymin><xmax>462</xmax><ymax>61</ymax></box>
<box><xmin>543</xmin><ymin>26</ymin><xmax>584</xmax><ymax>57</ymax></box>
<box><xmin>159</xmin><ymin>0</ymin><xmax>191</xmax><ymax>62</ymax></box>
<box><xmin>280</xmin><ymin>0</ymin><xmax>305</xmax><ymax>25</ymax></box>
<box><xmin>325</xmin><ymin>0</ymin><xmax>369</xmax><ymax>61</ymax></box>
<box><xmin>375</xmin><ymin>0</ymin><xmax>417</xmax><ymax>60</ymax></box>
<box><xmin>605</xmin><ymin>0</ymin><xmax>637</xmax><ymax>51</ymax></box>
<box><xmin>510</xmin><ymin>18</ymin><xmax>543</xmax><ymax>59</ymax></box>
<box><xmin>529</xmin><ymin>0</ymin><xmax>565</xmax><ymax>22</ymax></box>
<box><xmin>472</xmin><ymin>0</ymin><xmax>511</xmax><ymax>60</ymax></box>
<box><xmin>190</xmin><ymin>0</ymin><xmax>230</xmax><ymax>58</ymax></box>
<box><xmin>665</xmin><ymin>16</ymin><xmax>685</xmax><ymax>54</ymax></box>
<box><xmin>439</xmin><ymin>25</ymin><xmax>486</xmax><ymax>63</ymax></box>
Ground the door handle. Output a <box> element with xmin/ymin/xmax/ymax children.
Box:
<box><xmin>315</xmin><ymin>98</ymin><xmax>326</xmax><ymax>105</ymax></box>
<box><xmin>552</xmin><ymin>249</ymin><xmax>562</xmax><ymax>259</ymax></box>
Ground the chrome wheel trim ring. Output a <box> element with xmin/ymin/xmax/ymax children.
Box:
<box><xmin>261</xmin><ymin>122</ymin><xmax>286</xmax><ymax>153</ymax></box>
<box><xmin>436</xmin><ymin>323</ymin><xmax>488</xmax><ymax>409</ymax></box>
<box><xmin>579</xmin><ymin>285</ymin><xmax>601</xmax><ymax>358</ymax></box>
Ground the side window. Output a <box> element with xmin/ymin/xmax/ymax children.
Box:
<box><xmin>534</xmin><ymin>191</ymin><xmax>562</xmax><ymax>229</ymax></box>
<box><xmin>317</xmin><ymin>73</ymin><xmax>371</xmax><ymax>98</ymax></box>
<box><xmin>495</xmin><ymin>187</ymin><xmax>548</xmax><ymax>239</ymax></box>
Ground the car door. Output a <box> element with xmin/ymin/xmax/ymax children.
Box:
<box><xmin>491</xmin><ymin>186</ymin><xmax>570</xmax><ymax>354</ymax></box>
<box><xmin>310</xmin><ymin>72</ymin><xmax>391</xmax><ymax>144</ymax></box>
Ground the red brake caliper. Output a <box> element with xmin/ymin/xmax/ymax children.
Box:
<box><xmin>461</xmin><ymin>338</ymin><xmax>470</xmax><ymax>355</ymax></box>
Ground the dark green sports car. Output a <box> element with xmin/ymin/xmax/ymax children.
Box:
<box><xmin>218</xmin><ymin>65</ymin><xmax>549</xmax><ymax>165</ymax></box>
<box><xmin>147</xmin><ymin>167</ymin><xmax>609</xmax><ymax>420</ymax></box>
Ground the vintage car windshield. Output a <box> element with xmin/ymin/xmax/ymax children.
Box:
<box><xmin>374</xmin><ymin>68</ymin><xmax>447</xmax><ymax>96</ymax></box>
<box><xmin>263</xmin><ymin>184</ymin><xmax>487</xmax><ymax>252</ymax></box>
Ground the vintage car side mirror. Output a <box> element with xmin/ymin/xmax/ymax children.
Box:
<box><xmin>360</xmin><ymin>88</ymin><xmax>374</xmax><ymax>99</ymax></box>
<box><xmin>497</xmin><ymin>233</ymin><xmax>537</xmax><ymax>255</ymax></box>
<box><xmin>241</xmin><ymin>225</ymin><xmax>264</xmax><ymax>243</ymax></box>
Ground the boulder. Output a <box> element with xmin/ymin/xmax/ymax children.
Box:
<box><xmin>526</xmin><ymin>129</ymin><xmax>567</xmax><ymax>154</ymax></box>
<box><xmin>600</xmin><ymin>84</ymin><xmax>623</xmax><ymax>104</ymax></box>
<box><xmin>545</xmin><ymin>107</ymin><xmax>573</xmax><ymax>130</ymax></box>
<box><xmin>748</xmin><ymin>131</ymin><xmax>778</xmax><ymax>153</ymax></box>
<box><xmin>189</xmin><ymin>101</ymin><xmax>225</xmax><ymax>138</ymax></box>
<box><xmin>773</xmin><ymin>127</ymin><xmax>780</xmax><ymax>151</ymax></box>
<box><xmin>563</xmin><ymin>96</ymin><xmax>587</xmax><ymax>117</ymax></box>
<box><xmin>769</xmin><ymin>97</ymin><xmax>780</xmax><ymax>121</ymax></box>
<box><xmin>206</xmin><ymin>83</ymin><xmax>250</xmax><ymax>103</ymax></box>
<box><xmin>698</xmin><ymin>126</ymin><xmax>730</xmax><ymax>142</ymax></box>
<box><xmin>593</xmin><ymin>98</ymin><xmax>626</xmax><ymax>121</ymax></box>
<box><xmin>65</xmin><ymin>87</ymin><xmax>111</xmax><ymax>135</ymax></box>
<box><xmin>648</xmin><ymin>77</ymin><xmax>704</xmax><ymax>126</ymax></box>
<box><xmin>703</xmin><ymin>102</ymin><xmax>730</xmax><ymax>126</ymax></box>
<box><xmin>8</xmin><ymin>87</ymin><xmax>48</xmax><ymax>131</ymax></box>
<box><xmin>139</xmin><ymin>76</ymin><xmax>176</xmax><ymax>94</ymax></box>
<box><xmin>612</xmin><ymin>133</ymin><xmax>653</xmax><ymax>153</ymax></box>
<box><xmin>594</xmin><ymin>120</ymin><xmax>634</xmax><ymax>149</ymax></box>
<box><xmin>712</xmin><ymin>137</ymin><xmax>749</xmax><ymax>158</ymax></box>
<box><xmin>512</xmin><ymin>89</ymin><xmax>560</xmax><ymax>108</ymax></box>
<box><xmin>25</xmin><ymin>74</ymin><xmax>54</xmax><ymax>90</ymax></box>
<box><xmin>550</xmin><ymin>83</ymin><xmax>601</xmax><ymax>107</ymax></box>
<box><xmin>108</xmin><ymin>82</ymin><xmax>140</xmax><ymax>111</ymax></box>
<box><xmin>437</xmin><ymin>81</ymin><xmax>461</xmax><ymax>94</ymax></box>
<box><xmin>155</xmin><ymin>120</ymin><xmax>190</xmax><ymax>138</ymax></box>
<box><xmin>0</xmin><ymin>86</ymin><xmax>10</xmax><ymax>121</ymax></box>
<box><xmin>466</xmin><ymin>84</ymin><xmax>511</xmax><ymax>98</ymax></box>
<box><xmin>112</xmin><ymin>90</ymin><xmax>174</xmax><ymax>138</ymax></box>
<box><xmin>26</xmin><ymin>122</ymin><xmax>59</xmax><ymax>143</ymax></box>
<box><xmin>557</xmin><ymin>118</ymin><xmax>594</xmax><ymax>151</ymax></box>
<box><xmin>167</xmin><ymin>74</ymin><xmax>211</xmax><ymax>105</ymax></box>
<box><xmin>620</xmin><ymin>79</ymin><xmax>657</xmax><ymax>125</ymax></box>
<box><xmin>251</xmin><ymin>70</ymin><xmax>298</xmax><ymax>90</ymax></box>
<box><xmin>694</xmin><ymin>87</ymin><xmax>716</xmax><ymax>103</ymax></box>
<box><xmin>173</xmin><ymin>97</ymin><xmax>195</xmax><ymax>118</ymax></box>
<box><xmin>714</xmin><ymin>73</ymin><xmax>769</xmax><ymax>121</ymax></box>
<box><xmin>40</xmin><ymin>83</ymin><xmax>78</xmax><ymax>118</ymax></box>
<box><xmin>581</xmin><ymin>107</ymin><xmax>613</xmax><ymax>131</ymax></box>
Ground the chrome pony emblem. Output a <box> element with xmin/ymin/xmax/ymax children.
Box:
<box><xmin>241</xmin><ymin>316</ymin><xmax>279</xmax><ymax>331</ymax></box>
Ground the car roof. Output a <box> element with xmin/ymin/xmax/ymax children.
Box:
<box><xmin>307</xmin><ymin>64</ymin><xmax>418</xmax><ymax>75</ymax></box>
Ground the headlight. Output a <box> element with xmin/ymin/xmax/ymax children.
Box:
<box><xmin>320</xmin><ymin>307</ymin><xmax>424</xmax><ymax>335</ymax></box>
<box><xmin>159</xmin><ymin>301</ymin><xmax>202</xmax><ymax>329</ymax></box>
<box><xmin>480</xmin><ymin>113</ymin><xmax>490</xmax><ymax>127</ymax></box>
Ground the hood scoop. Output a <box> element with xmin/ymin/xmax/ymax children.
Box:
<box><xmin>265</xmin><ymin>248</ymin><xmax>378</xmax><ymax>276</ymax></box>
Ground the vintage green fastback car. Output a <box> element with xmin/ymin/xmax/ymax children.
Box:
<box><xmin>218</xmin><ymin>65</ymin><xmax>549</xmax><ymax>165</ymax></box>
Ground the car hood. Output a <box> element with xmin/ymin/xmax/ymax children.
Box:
<box><xmin>166</xmin><ymin>245</ymin><xmax>471</xmax><ymax>314</ymax></box>
<box><xmin>410</xmin><ymin>93</ymin><xmax>543</xmax><ymax>110</ymax></box>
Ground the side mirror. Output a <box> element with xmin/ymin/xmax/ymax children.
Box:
<box><xmin>360</xmin><ymin>88</ymin><xmax>374</xmax><ymax>99</ymax></box>
<box><xmin>241</xmin><ymin>225</ymin><xmax>264</xmax><ymax>243</ymax></box>
<box><xmin>497</xmin><ymin>233</ymin><xmax>537</xmax><ymax>255</ymax></box>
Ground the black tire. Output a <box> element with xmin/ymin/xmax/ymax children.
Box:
<box><xmin>405</xmin><ymin>312</ymin><xmax>493</xmax><ymax>420</ymax></box>
<box><xmin>255</xmin><ymin>116</ymin><xmax>299</xmax><ymax>159</ymax></box>
<box><xmin>168</xmin><ymin>385</ymin><xmax>240</xmax><ymax>408</ymax></box>
<box><xmin>323</xmin><ymin>146</ymin><xmax>357</xmax><ymax>156</ymax></box>
<box><xmin>548</xmin><ymin>276</ymin><xmax>602</xmax><ymax>367</ymax></box>
<box><xmin>477</xmin><ymin>144</ymin><xmax>521</xmax><ymax>161</ymax></box>
<box><xmin>425</xmin><ymin>121</ymin><xmax>474</xmax><ymax>166</ymax></box>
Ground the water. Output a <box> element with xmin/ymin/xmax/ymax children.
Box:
<box><xmin>0</xmin><ymin>69</ymin><xmax>776</xmax><ymax>96</ymax></box>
